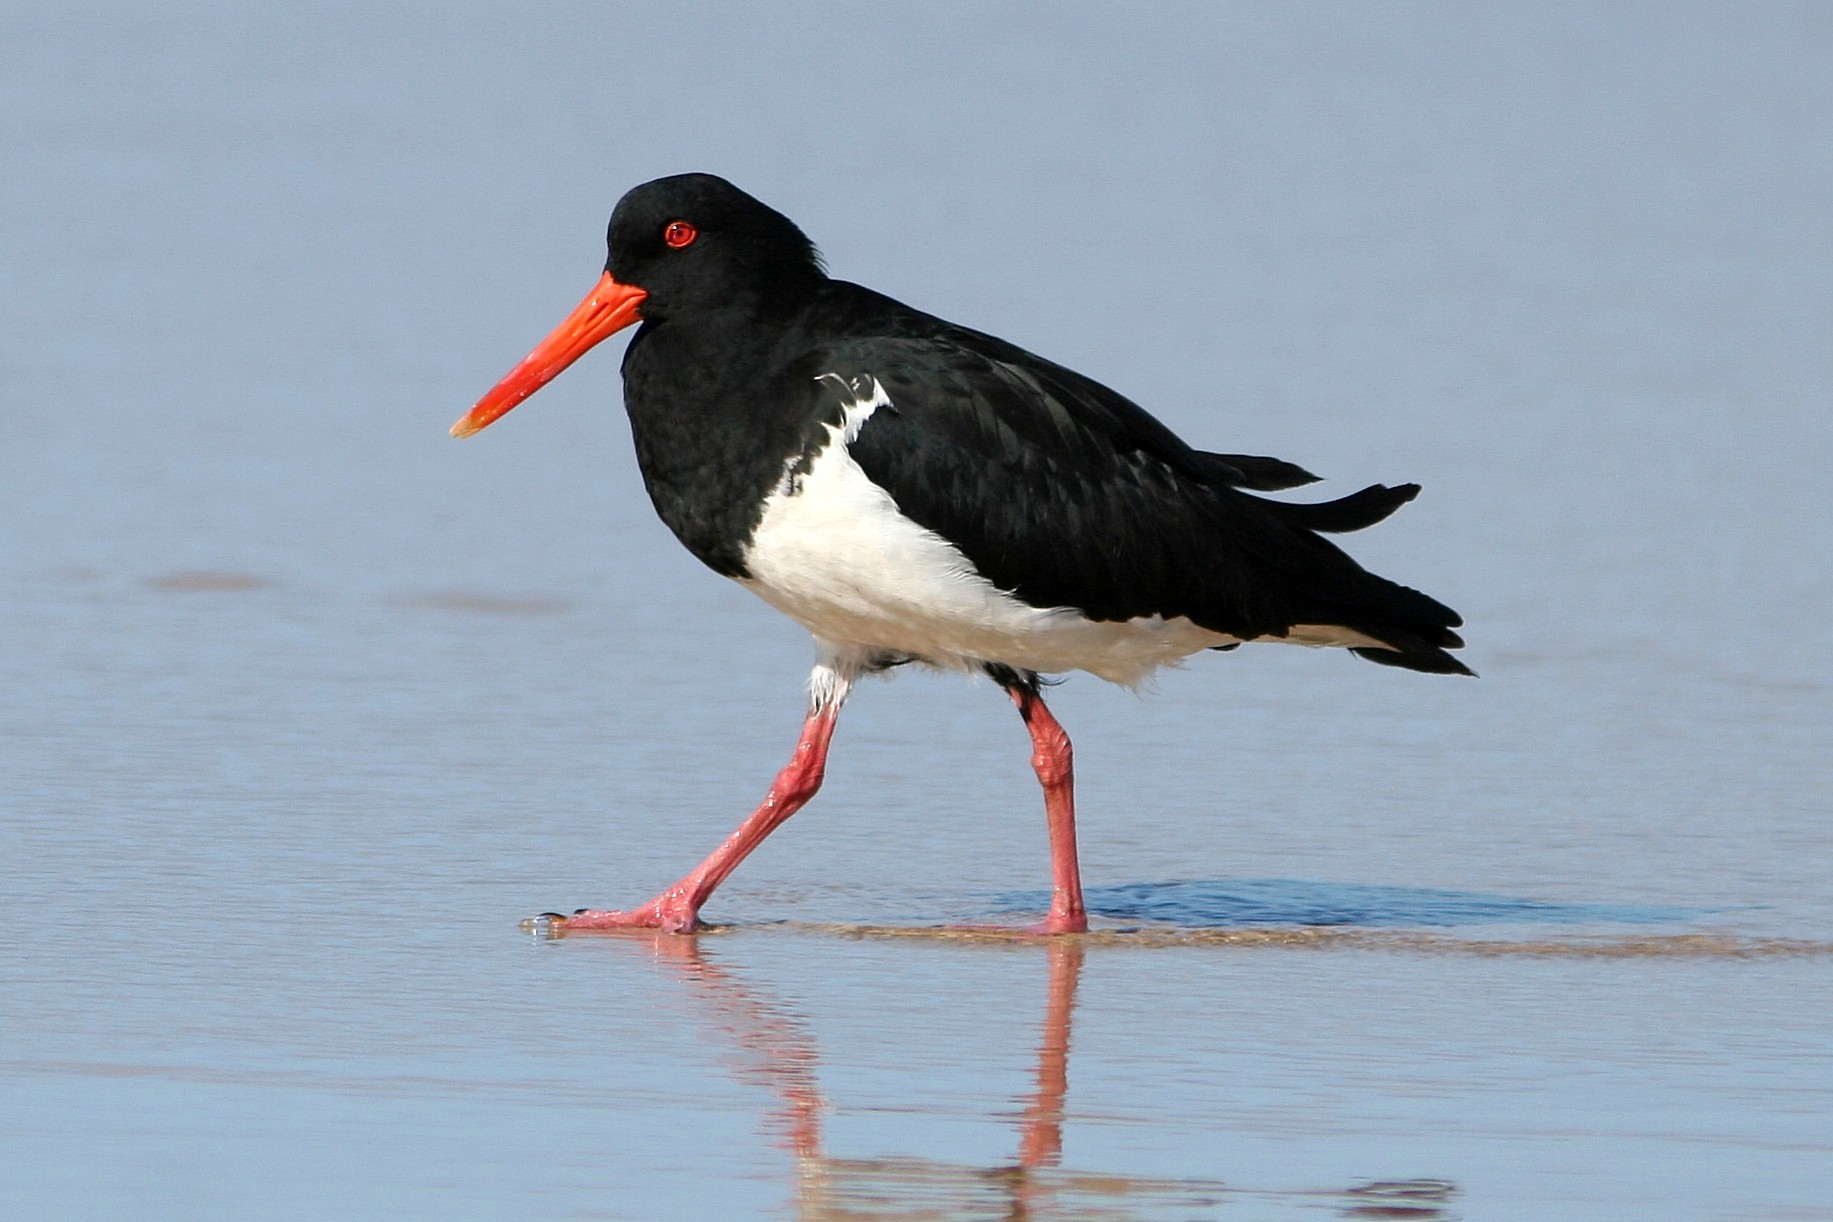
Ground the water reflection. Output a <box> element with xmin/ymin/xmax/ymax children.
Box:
<box><xmin>576</xmin><ymin>931</ymin><xmax>1459</xmax><ymax>1219</ymax></box>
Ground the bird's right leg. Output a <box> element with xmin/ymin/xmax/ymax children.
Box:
<box><xmin>990</xmin><ymin>665</ymin><xmax>1090</xmax><ymax>935</ymax></box>
<box><xmin>552</xmin><ymin>658</ymin><xmax>855</xmax><ymax>934</ymax></box>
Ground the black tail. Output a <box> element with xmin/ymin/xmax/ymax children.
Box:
<box><xmin>1277</xmin><ymin>482</ymin><xmax>1421</xmax><ymax>534</ymax></box>
<box><xmin>1193</xmin><ymin>450</ymin><xmax>1321</xmax><ymax>491</ymax></box>
<box><xmin>1349</xmin><ymin>627</ymin><xmax>1473</xmax><ymax>676</ymax></box>
<box><xmin>1248</xmin><ymin>483</ymin><xmax>1474</xmax><ymax>677</ymax></box>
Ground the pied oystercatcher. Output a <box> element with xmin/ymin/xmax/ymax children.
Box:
<box><xmin>454</xmin><ymin>173</ymin><xmax>1470</xmax><ymax>935</ymax></box>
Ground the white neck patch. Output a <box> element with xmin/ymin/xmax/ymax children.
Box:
<box><xmin>812</xmin><ymin>372</ymin><xmax>890</xmax><ymax>444</ymax></box>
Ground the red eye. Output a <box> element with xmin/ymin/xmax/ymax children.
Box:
<box><xmin>663</xmin><ymin>220</ymin><xmax>697</xmax><ymax>248</ymax></box>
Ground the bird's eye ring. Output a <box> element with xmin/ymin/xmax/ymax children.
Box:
<box><xmin>663</xmin><ymin>221</ymin><xmax>697</xmax><ymax>248</ymax></box>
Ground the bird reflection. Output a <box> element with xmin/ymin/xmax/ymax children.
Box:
<box><xmin>581</xmin><ymin>931</ymin><xmax>1456</xmax><ymax>1220</ymax></box>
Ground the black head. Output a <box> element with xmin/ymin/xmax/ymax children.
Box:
<box><xmin>605</xmin><ymin>174</ymin><xmax>824</xmax><ymax>319</ymax></box>
<box><xmin>452</xmin><ymin>174</ymin><xmax>826</xmax><ymax>437</ymax></box>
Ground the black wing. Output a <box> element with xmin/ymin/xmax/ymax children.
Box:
<box><xmin>800</xmin><ymin>295</ymin><xmax>1468</xmax><ymax>674</ymax></box>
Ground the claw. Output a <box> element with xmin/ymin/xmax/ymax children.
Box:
<box><xmin>519</xmin><ymin>912</ymin><xmax>571</xmax><ymax>937</ymax></box>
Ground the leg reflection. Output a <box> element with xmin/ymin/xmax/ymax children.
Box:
<box><xmin>613</xmin><ymin>932</ymin><xmax>1093</xmax><ymax>1213</ymax></box>
<box><xmin>626</xmin><ymin>931</ymin><xmax>824</xmax><ymax>1165</ymax></box>
<box><xmin>1017</xmin><ymin>939</ymin><xmax>1083</xmax><ymax>1170</ymax></box>
<box><xmin>589</xmin><ymin>932</ymin><xmax>1454</xmax><ymax>1219</ymax></box>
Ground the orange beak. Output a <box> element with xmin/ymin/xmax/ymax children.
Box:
<box><xmin>450</xmin><ymin>270</ymin><xmax>648</xmax><ymax>438</ymax></box>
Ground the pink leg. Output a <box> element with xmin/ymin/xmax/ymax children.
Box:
<box><xmin>559</xmin><ymin>703</ymin><xmax>840</xmax><ymax>933</ymax></box>
<box><xmin>1007</xmin><ymin>683</ymin><xmax>1090</xmax><ymax>935</ymax></box>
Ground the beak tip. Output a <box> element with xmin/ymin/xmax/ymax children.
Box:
<box><xmin>450</xmin><ymin>408</ymin><xmax>491</xmax><ymax>439</ymax></box>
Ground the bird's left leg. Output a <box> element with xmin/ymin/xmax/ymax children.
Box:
<box><xmin>556</xmin><ymin>656</ymin><xmax>857</xmax><ymax>934</ymax></box>
<box><xmin>991</xmin><ymin>665</ymin><xmax>1090</xmax><ymax>935</ymax></box>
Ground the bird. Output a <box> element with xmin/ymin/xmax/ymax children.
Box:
<box><xmin>452</xmin><ymin>173</ymin><xmax>1471</xmax><ymax>935</ymax></box>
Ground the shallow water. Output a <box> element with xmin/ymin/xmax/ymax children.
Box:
<box><xmin>4</xmin><ymin>4</ymin><xmax>1831</xmax><ymax>1219</ymax></box>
